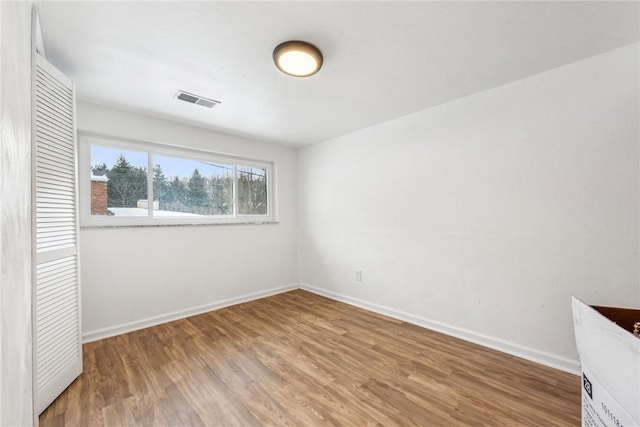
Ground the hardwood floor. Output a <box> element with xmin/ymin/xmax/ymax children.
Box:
<box><xmin>40</xmin><ymin>290</ymin><xmax>581</xmax><ymax>426</ymax></box>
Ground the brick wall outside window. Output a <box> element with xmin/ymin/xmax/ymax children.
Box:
<box><xmin>91</xmin><ymin>177</ymin><xmax>108</xmax><ymax>215</ymax></box>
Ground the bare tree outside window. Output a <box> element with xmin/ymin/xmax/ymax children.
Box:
<box><xmin>237</xmin><ymin>166</ymin><xmax>267</xmax><ymax>215</ymax></box>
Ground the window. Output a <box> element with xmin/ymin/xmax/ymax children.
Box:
<box><xmin>80</xmin><ymin>134</ymin><xmax>275</xmax><ymax>226</ymax></box>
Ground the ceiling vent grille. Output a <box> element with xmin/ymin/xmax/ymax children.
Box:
<box><xmin>175</xmin><ymin>90</ymin><xmax>221</xmax><ymax>109</ymax></box>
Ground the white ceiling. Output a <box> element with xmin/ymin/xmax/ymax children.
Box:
<box><xmin>37</xmin><ymin>1</ymin><xmax>638</xmax><ymax>147</ymax></box>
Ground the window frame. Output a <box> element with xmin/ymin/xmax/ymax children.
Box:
<box><xmin>79</xmin><ymin>132</ymin><xmax>277</xmax><ymax>227</ymax></box>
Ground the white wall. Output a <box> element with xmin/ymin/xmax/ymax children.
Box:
<box><xmin>299</xmin><ymin>44</ymin><xmax>639</xmax><ymax>373</ymax></box>
<box><xmin>77</xmin><ymin>102</ymin><xmax>299</xmax><ymax>341</ymax></box>
<box><xmin>0</xmin><ymin>2</ymin><xmax>34</xmax><ymax>425</ymax></box>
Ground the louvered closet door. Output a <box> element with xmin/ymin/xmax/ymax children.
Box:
<box><xmin>33</xmin><ymin>54</ymin><xmax>82</xmax><ymax>415</ymax></box>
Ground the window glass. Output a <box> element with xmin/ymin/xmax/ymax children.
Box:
<box><xmin>153</xmin><ymin>154</ymin><xmax>233</xmax><ymax>216</ymax></box>
<box><xmin>90</xmin><ymin>145</ymin><xmax>148</xmax><ymax>217</ymax></box>
<box><xmin>237</xmin><ymin>165</ymin><xmax>268</xmax><ymax>215</ymax></box>
<box><xmin>82</xmin><ymin>136</ymin><xmax>274</xmax><ymax>226</ymax></box>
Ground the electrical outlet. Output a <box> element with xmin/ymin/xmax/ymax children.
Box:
<box><xmin>355</xmin><ymin>270</ymin><xmax>363</xmax><ymax>282</ymax></box>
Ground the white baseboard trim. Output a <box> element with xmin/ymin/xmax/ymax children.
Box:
<box><xmin>82</xmin><ymin>284</ymin><xmax>298</xmax><ymax>343</ymax></box>
<box><xmin>300</xmin><ymin>283</ymin><xmax>581</xmax><ymax>376</ymax></box>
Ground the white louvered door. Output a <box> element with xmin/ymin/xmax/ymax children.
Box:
<box><xmin>33</xmin><ymin>54</ymin><xmax>82</xmax><ymax>415</ymax></box>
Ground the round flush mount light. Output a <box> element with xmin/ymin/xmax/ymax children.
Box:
<box><xmin>273</xmin><ymin>41</ymin><xmax>323</xmax><ymax>77</ymax></box>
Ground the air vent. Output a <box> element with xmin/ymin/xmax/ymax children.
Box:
<box><xmin>175</xmin><ymin>91</ymin><xmax>221</xmax><ymax>109</ymax></box>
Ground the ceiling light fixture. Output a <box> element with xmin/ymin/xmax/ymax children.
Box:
<box><xmin>273</xmin><ymin>41</ymin><xmax>323</xmax><ymax>77</ymax></box>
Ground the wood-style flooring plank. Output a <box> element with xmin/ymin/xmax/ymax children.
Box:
<box><xmin>40</xmin><ymin>290</ymin><xmax>580</xmax><ymax>426</ymax></box>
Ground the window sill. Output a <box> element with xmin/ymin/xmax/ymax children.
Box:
<box><xmin>80</xmin><ymin>220</ymin><xmax>280</xmax><ymax>229</ymax></box>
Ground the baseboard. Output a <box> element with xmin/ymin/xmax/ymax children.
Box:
<box><xmin>300</xmin><ymin>283</ymin><xmax>581</xmax><ymax>376</ymax></box>
<box><xmin>83</xmin><ymin>282</ymin><xmax>582</xmax><ymax>376</ymax></box>
<box><xmin>82</xmin><ymin>284</ymin><xmax>298</xmax><ymax>343</ymax></box>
